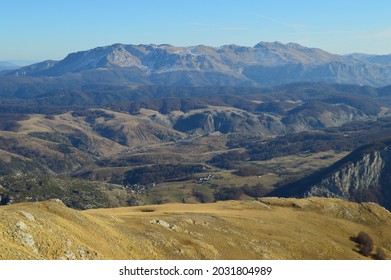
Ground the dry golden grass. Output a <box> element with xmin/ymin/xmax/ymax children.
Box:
<box><xmin>0</xmin><ymin>149</ymin><xmax>32</xmax><ymax>163</ymax></box>
<box><xmin>14</xmin><ymin>109</ymin><xmax>185</xmax><ymax>158</ymax></box>
<box><xmin>1</xmin><ymin>198</ymin><xmax>390</xmax><ymax>260</ymax></box>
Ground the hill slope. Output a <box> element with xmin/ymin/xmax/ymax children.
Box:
<box><xmin>0</xmin><ymin>198</ymin><xmax>390</xmax><ymax>260</ymax></box>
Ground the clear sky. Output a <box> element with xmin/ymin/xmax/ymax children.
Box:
<box><xmin>1</xmin><ymin>0</ymin><xmax>391</xmax><ymax>61</ymax></box>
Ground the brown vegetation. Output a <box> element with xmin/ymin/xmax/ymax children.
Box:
<box><xmin>354</xmin><ymin>231</ymin><xmax>374</xmax><ymax>257</ymax></box>
<box><xmin>374</xmin><ymin>247</ymin><xmax>387</xmax><ymax>260</ymax></box>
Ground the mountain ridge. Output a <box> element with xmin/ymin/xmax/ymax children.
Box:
<box><xmin>3</xmin><ymin>42</ymin><xmax>391</xmax><ymax>87</ymax></box>
<box><xmin>0</xmin><ymin>61</ymin><xmax>21</xmax><ymax>71</ymax></box>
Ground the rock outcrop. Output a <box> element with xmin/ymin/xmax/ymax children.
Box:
<box><xmin>305</xmin><ymin>150</ymin><xmax>385</xmax><ymax>198</ymax></box>
<box><xmin>268</xmin><ymin>140</ymin><xmax>391</xmax><ymax>210</ymax></box>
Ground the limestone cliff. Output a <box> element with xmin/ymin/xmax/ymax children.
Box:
<box><xmin>305</xmin><ymin>149</ymin><xmax>385</xmax><ymax>198</ymax></box>
<box><xmin>268</xmin><ymin>141</ymin><xmax>391</xmax><ymax>210</ymax></box>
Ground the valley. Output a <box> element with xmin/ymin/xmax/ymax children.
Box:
<box><xmin>1</xmin><ymin>42</ymin><xmax>391</xmax><ymax>260</ymax></box>
<box><xmin>1</xmin><ymin>82</ymin><xmax>391</xmax><ymax>212</ymax></box>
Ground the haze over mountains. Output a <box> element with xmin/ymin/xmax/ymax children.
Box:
<box><xmin>1</xmin><ymin>41</ymin><xmax>391</xmax><ymax>260</ymax></box>
<box><xmin>0</xmin><ymin>61</ymin><xmax>21</xmax><ymax>71</ymax></box>
<box><xmin>2</xmin><ymin>42</ymin><xmax>391</xmax><ymax>87</ymax></box>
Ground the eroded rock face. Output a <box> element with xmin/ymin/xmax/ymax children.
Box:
<box><xmin>173</xmin><ymin>110</ymin><xmax>269</xmax><ymax>135</ymax></box>
<box><xmin>305</xmin><ymin>149</ymin><xmax>385</xmax><ymax>199</ymax></box>
<box><xmin>270</xmin><ymin>142</ymin><xmax>391</xmax><ymax>211</ymax></box>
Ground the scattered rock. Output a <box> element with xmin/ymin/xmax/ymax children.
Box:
<box><xmin>15</xmin><ymin>221</ymin><xmax>38</xmax><ymax>254</ymax></box>
<box><xmin>64</xmin><ymin>250</ymin><xmax>76</xmax><ymax>260</ymax></box>
<box><xmin>150</xmin><ymin>219</ymin><xmax>170</xmax><ymax>228</ymax></box>
<box><xmin>19</xmin><ymin>211</ymin><xmax>36</xmax><ymax>222</ymax></box>
<box><xmin>16</xmin><ymin>221</ymin><xmax>28</xmax><ymax>231</ymax></box>
<box><xmin>150</xmin><ymin>219</ymin><xmax>183</xmax><ymax>232</ymax></box>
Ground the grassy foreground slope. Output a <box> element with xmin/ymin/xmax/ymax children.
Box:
<box><xmin>0</xmin><ymin>198</ymin><xmax>390</xmax><ymax>260</ymax></box>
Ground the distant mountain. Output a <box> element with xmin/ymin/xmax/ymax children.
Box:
<box><xmin>0</xmin><ymin>61</ymin><xmax>21</xmax><ymax>71</ymax></box>
<box><xmin>346</xmin><ymin>53</ymin><xmax>391</xmax><ymax>66</ymax></box>
<box><xmin>268</xmin><ymin>139</ymin><xmax>391</xmax><ymax>211</ymax></box>
<box><xmin>3</xmin><ymin>42</ymin><xmax>391</xmax><ymax>87</ymax></box>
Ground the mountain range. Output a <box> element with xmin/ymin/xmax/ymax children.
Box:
<box><xmin>2</xmin><ymin>42</ymin><xmax>391</xmax><ymax>87</ymax></box>
<box><xmin>0</xmin><ymin>61</ymin><xmax>21</xmax><ymax>71</ymax></box>
<box><xmin>1</xmin><ymin>42</ymin><xmax>391</xmax><ymax>260</ymax></box>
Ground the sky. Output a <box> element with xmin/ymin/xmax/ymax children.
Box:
<box><xmin>1</xmin><ymin>0</ymin><xmax>391</xmax><ymax>62</ymax></box>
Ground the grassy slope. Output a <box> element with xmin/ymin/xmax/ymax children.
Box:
<box><xmin>0</xmin><ymin>198</ymin><xmax>390</xmax><ymax>260</ymax></box>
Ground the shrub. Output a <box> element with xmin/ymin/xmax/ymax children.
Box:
<box><xmin>192</xmin><ymin>189</ymin><xmax>209</xmax><ymax>203</ymax></box>
<box><xmin>360</xmin><ymin>243</ymin><xmax>373</xmax><ymax>257</ymax></box>
<box><xmin>0</xmin><ymin>193</ymin><xmax>11</xmax><ymax>205</ymax></box>
<box><xmin>236</xmin><ymin>166</ymin><xmax>260</xmax><ymax>177</ymax></box>
<box><xmin>355</xmin><ymin>231</ymin><xmax>374</xmax><ymax>257</ymax></box>
<box><xmin>214</xmin><ymin>187</ymin><xmax>243</xmax><ymax>201</ymax></box>
<box><xmin>374</xmin><ymin>248</ymin><xmax>387</xmax><ymax>260</ymax></box>
<box><xmin>208</xmin><ymin>150</ymin><xmax>249</xmax><ymax>170</ymax></box>
<box><xmin>355</xmin><ymin>231</ymin><xmax>373</xmax><ymax>245</ymax></box>
<box><xmin>241</xmin><ymin>184</ymin><xmax>265</xmax><ymax>198</ymax></box>
<box><xmin>123</xmin><ymin>164</ymin><xmax>205</xmax><ymax>185</ymax></box>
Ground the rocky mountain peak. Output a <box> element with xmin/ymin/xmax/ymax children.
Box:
<box><xmin>105</xmin><ymin>45</ymin><xmax>142</xmax><ymax>67</ymax></box>
<box><xmin>3</xmin><ymin>42</ymin><xmax>391</xmax><ymax>87</ymax></box>
<box><xmin>253</xmin><ymin>41</ymin><xmax>286</xmax><ymax>49</ymax></box>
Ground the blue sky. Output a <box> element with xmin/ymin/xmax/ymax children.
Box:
<box><xmin>1</xmin><ymin>0</ymin><xmax>391</xmax><ymax>61</ymax></box>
